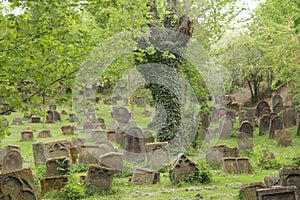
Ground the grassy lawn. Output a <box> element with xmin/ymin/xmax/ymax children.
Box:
<box><xmin>1</xmin><ymin>100</ymin><xmax>300</xmax><ymax>199</ymax></box>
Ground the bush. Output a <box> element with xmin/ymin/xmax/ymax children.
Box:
<box><xmin>61</xmin><ymin>173</ymin><xmax>85</xmax><ymax>200</ymax></box>
<box><xmin>251</xmin><ymin>145</ymin><xmax>281</xmax><ymax>170</ymax></box>
<box><xmin>181</xmin><ymin>159</ymin><xmax>212</xmax><ymax>185</ymax></box>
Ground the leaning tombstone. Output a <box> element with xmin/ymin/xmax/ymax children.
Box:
<box><xmin>276</xmin><ymin>130</ymin><xmax>292</xmax><ymax>147</ymax></box>
<box><xmin>131</xmin><ymin>168</ymin><xmax>160</xmax><ymax>185</ymax></box>
<box><xmin>269</xmin><ymin>116</ymin><xmax>283</xmax><ymax>139</ymax></box>
<box><xmin>169</xmin><ymin>153</ymin><xmax>197</xmax><ymax>185</ymax></box>
<box><xmin>2</xmin><ymin>149</ymin><xmax>23</xmax><ymax>174</ymax></box>
<box><xmin>61</xmin><ymin>125</ymin><xmax>74</xmax><ymax>135</ymax></box>
<box><xmin>46</xmin><ymin>157</ymin><xmax>71</xmax><ymax>177</ymax></box>
<box><xmin>256</xmin><ymin>186</ymin><xmax>297</xmax><ymax>200</ymax></box>
<box><xmin>146</xmin><ymin>142</ymin><xmax>170</xmax><ymax>169</ymax></box>
<box><xmin>218</xmin><ymin>107</ymin><xmax>226</xmax><ymax>120</ymax></box>
<box><xmin>79</xmin><ymin>145</ymin><xmax>100</xmax><ymax>165</ymax></box>
<box><xmin>280</xmin><ymin>108</ymin><xmax>297</xmax><ymax>128</ymax></box>
<box><xmin>256</xmin><ymin>101</ymin><xmax>270</xmax><ymax>117</ymax></box>
<box><xmin>85</xmin><ymin>165</ymin><xmax>117</xmax><ymax>192</ymax></box>
<box><xmin>98</xmin><ymin>152</ymin><xmax>123</xmax><ymax>172</ymax></box>
<box><xmin>219</xmin><ymin>116</ymin><xmax>233</xmax><ymax>139</ymax></box>
<box><xmin>0</xmin><ymin>168</ymin><xmax>39</xmax><ymax>199</ymax></box>
<box><xmin>259</xmin><ymin>115</ymin><xmax>271</xmax><ymax>134</ymax></box>
<box><xmin>260</xmin><ymin>107</ymin><xmax>272</xmax><ymax>117</ymax></box>
<box><xmin>238</xmin><ymin>182</ymin><xmax>265</xmax><ymax>200</ymax></box>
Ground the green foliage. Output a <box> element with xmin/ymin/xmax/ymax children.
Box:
<box><xmin>0</xmin><ymin>116</ymin><xmax>10</xmax><ymax>139</ymax></box>
<box><xmin>71</xmin><ymin>163</ymin><xmax>88</xmax><ymax>174</ymax></box>
<box><xmin>61</xmin><ymin>171</ymin><xmax>85</xmax><ymax>200</ymax></box>
<box><xmin>251</xmin><ymin>145</ymin><xmax>281</xmax><ymax>170</ymax></box>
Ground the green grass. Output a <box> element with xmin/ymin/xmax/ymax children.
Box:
<box><xmin>2</xmin><ymin>100</ymin><xmax>300</xmax><ymax>199</ymax></box>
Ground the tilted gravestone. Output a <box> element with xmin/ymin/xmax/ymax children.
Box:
<box><xmin>256</xmin><ymin>101</ymin><xmax>270</xmax><ymax>117</ymax></box>
<box><xmin>2</xmin><ymin>149</ymin><xmax>23</xmax><ymax>174</ymax></box>
<box><xmin>85</xmin><ymin>165</ymin><xmax>117</xmax><ymax>191</ymax></box>
<box><xmin>40</xmin><ymin>176</ymin><xmax>68</xmax><ymax>196</ymax></box>
<box><xmin>219</xmin><ymin>116</ymin><xmax>233</xmax><ymax>139</ymax></box>
<box><xmin>124</xmin><ymin>126</ymin><xmax>146</xmax><ymax>162</ymax></box>
<box><xmin>222</xmin><ymin>157</ymin><xmax>252</xmax><ymax>174</ymax></box>
<box><xmin>113</xmin><ymin>106</ymin><xmax>130</xmax><ymax>125</ymax></box>
<box><xmin>279</xmin><ymin>168</ymin><xmax>300</xmax><ymax>199</ymax></box>
<box><xmin>82</xmin><ymin>120</ymin><xmax>94</xmax><ymax>132</ymax></box>
<box><xmin>79</xmin><ymin>145</ymin><xmax>100</xmax><ymax>165</ymax></box>
<box><xmin>131</xmin><ymin>168</ymin><xmax>160</xmax><ymax>185</ymax></box>
<box><xmin>276</xmin><ymin>130</ymin><xmax>292</xmax><ymax>147</ymax></box>
<box><xmin>0</xmin><ymin>168</ymin><xmax>39</xmax><ymax>199</ymax></box>
<box><xmin>146</xmin><ymin>142</ymin><xmax>170</xmax><ymax>169</ymax></box>
<box><xmin>259</xmin><ymin>115</ymin><xmax>271</xmax><ymax>134</ymax></box>
<box><xmin>239</xmin><ymin>182</ymin><xmax>265</xmax><ymax>200</ymax></box>
<box><xmin>46</xmin><ymin>157</ymin><xmax>71</xmax><ymax>177</ymax></box>
<box><xmin>269</xmin><ymin>116</ymin><xmax>283</xmax><ymax>139</ymax></box>
<box><xmin>98</xmin><ymin>152</ymin><xmax>123</xmax><ymax>172</ymax></box>
<box><xmin>239</xmin><ymin>121</ymin><xmax>254</xmax><ymax>137</ymax></box>
<box><xmin>144</xmin><ymin>131</ymin><xmax>155</xmax><ymax>144</ymax></box>
<box><xmin>205</xmin><ymin>145</ymin><xmax>239</xmax><ymax>168</ymax></box>
<box><xmin>95</xmin><ymin>140</ymin><xmax>118</xmax><ymax>155</ymax></box>
<box><xmin>169</xmin><ymin>153</ymin><xmax>197</xmax><ymax>185</ymax></box>
<box><xmin>280</xmin><ymin>109</ymin><xmax>297</xmax><ymax>128</ymax></box>
<box><xmin>264</xmin><ymin>176</ymin><xmax>280</xmax><ymax>188</ymax></box>
<box><xmin>256</xmin><ymin>186</ymin><xmax>297</xmax><ymax>200</ymax></box>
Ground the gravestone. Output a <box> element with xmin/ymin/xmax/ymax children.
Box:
<box><xmin>219</xmin><ymin>116</ymin><xmax>233</xmax><ymax>139</ymax></box>
<box><xmin>279</xmin><ymin>168</ymin><xmax>300</xmax><ymax>198</ymax></box>
<box><xmin>205</xmin><ymin>145</ymin><xmax>239</xmax><ymax>168</ymax></box>
<box><xmin>218</xmin><ymin>108</ymin><xmax>226</xmax><ymax>120</ymax></box>
<box><xmin>49</xmin><ymin>104</ymin><xmax>57</xmax><ymax>110</ymax></box>
<box><xmin>124</xmin><ymin>126</ymin><xmax>145</xmax><ymax>162</ymax></box>
<box><xmin>269</xmin><ymin>112</ymin><xmax>278</xmax><ymax>119</ymax></box>
<box><xmin>61</xmin><ymin>125</ymin><xmax>74</xmax><ymax>135</ymax></box>
<box><xmin>256</xmin><ymin>186</ymin><xmax>297</xmax><ymax>200</ymax></box>
<box><xmin>40</xmin><ymin>176</ymin><xmax>68</xmax><ymax>196</ymax></box>
<box><xmin>272</xmin><ymin>94</ymin><xmax>283</xmax><ymax>108</ymax></box>
<box><xmin>269</xmin><ymin>116</ymin><xmax>283</xmax><ymax>139</ymax></box>
<box><xmin>144</xmin><ymin>131</ymin><xmax>155</xmax><ymax>144</ymax></box>
<box><xmin>146</xmin><ymin>142</ymin><xmax>170</xmax><ymax>169</ymax></box>
<box><xmin>2</xmin><ymin>149</ymin><xmax>23</xmax><ymax>174</ymax></box>
<box><xmin>210</xmin><ymin>106</ymin><xmax>218</xmax><ymax>122</ymax></box>
<box><xmin>222</xmin><ymin>157</ymin><xmax>252</xmax><ymax>174</ymax></box>
<box><xmin>98</xmin><ymin>152</ymin><xmax>123</xmax><ymax>172</ymax></box>
<box><xmin>237</xmin><ymin>132</ymin><xmax>253</xmax><ymax>152</ymax></box>
<box><xmin>113</xmin><ymin>106</ymin><xmax>130</xmax><ymax>125</ymax></box>
<box><xmin>245</xmin><ymin>108</ymin><xmax>256</xmax><ymax>118</ymax></box>
<box><xmin>131</xmin><ymin>168</ymin><xmax>160</xmax><ymax>185</ymax></box>
<box><xmin>79</xmin><ymin>145</ymin><xmax>100</xmax><ymax>165</ymax></box>
<box><xmin>91</xmin><ymin>128</ymin><xmax>106</xmax><ymax>141</ymax></box>
<box><xmin>226</xmin><ymin>110</ymin><xmax>236</xmax><ymax>122</ymax></box>
<box><xmin>0</xmin><ymin>145</ymin><xmax>21</xmax><ymax>169</ymax></box>
<box><xmin>0</xmin><ymin>168</ymin><xmax>39</xmax><ymax>199</ymax></box>
<box><xmin>12</xmin><ymin>118</ymin><xmax>22</xmax><ymax>125</ymax></box>
<box><xmin>69</xmin><ymin>113</ymin><xmax>78</xmax><ymax>122</ymax></box>
<box><xmin>87</xmin><ymin>112</ymin><xmax>97</xmax><ymax>123</ymax></box>
<box><xmin>261</xmin><ymin>107</ymin><xmax>272</xmax><ymax>117</ymax></box>
<box><xmin>85</xmin><ymin>165</ymin><xmax>117</xmax><ymax>191</ymax></box>
<box><xmin>38</xmin><ymin>130</ymin><xmax>51</xmax><ymax>138</ymax></box>
<box><xmin>70</xmin><ymin>147</ymin><xmax>78</xmax><ymax>164</ymax></box>
<box><xmin>169</xmin><ymin>153</ymin><xmax>197</xmax><ymax>185</ymax></box>
<box><xmin>273</xmin><ymin>102</ymin><xmax>284</xmax><ymax>114</ymax></box>
<box><xmin>107</xmin><ymin>130</ymin><xmax>117</xmax><ymax>142</ymax></box>
<box><xmin>239</xmin><ymin>182</ymin><xmax>265</xmax><ymax>200</ymax></box>
<box><xmin>276</xmin><ymin>130</ymin><xmax>292</xmax><ymax>147</ymax></box>
<box><xmin>264</xmin><ymin>176</ymin><xmax>280</xmax><ymax>188</ymax></box>
<box><xmin>21</xmin><ymin>130</ymin><xmax>34</xmax><ymax>141</ymax></box>
<box><xmin>239</xmin><ymin>121</ymin><xmax>254</xmax><ymax>137</ymax></box>
<box><xmin>95</xmin><ymin>140</ymin><xmax>118</xmax><ymax>155</ymax></box>
<box><xmin>259</xmin><ymin>115</ymin><xmax>271</xmax><ymax>134</ymax></box>
<box><xmin>71</xmin><ymin>138</ymin><xmax>85</xmax><ymax>151</ymax></box>
<box><xmin>256</xmin><ymin>101</ymin><xmax>270</xmax><ymax>117</ymax></box>
<box><xmin>82</xmin><ymin>120</ymin><xmax>94</xmax><ymax>132</ymax></box>
<box><xmin>32</xmin><ymin>142</ymin><xmax>46</xmax><ymax>166</ymax></box>
<box><xmin>116</xmin><ymin>127</ymin><xmax>126</xmax><ymax>148</ymax></box>
<box><xmin>46</xmin><ymin>110</ymin><xmax>61</xmax><ymax>123</ymax></box>
<box><xmin>230</xmin><ymin>102</ymin><xmax>240</xmax><ymax>111</ymax></box>
<box><xmin>46</xmin><ymin>157</ymin><xmax>71</xmax><ymax>177</ymax></box>
<box><xmin>31</xmin><ymin>116</ymin><xmax>40</xmax><ymax>123</ymax></box>
<box><xmin>43</xmin><ymin>140</ymin><xmax>72</xmax><ymax>160</ymax></box>
<box><xmin>280</xmin><ymin>109</ymin><xmax>297</xmax><ymax>128</ymax></box>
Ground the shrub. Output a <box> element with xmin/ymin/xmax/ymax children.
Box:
<box><xmin>251</xmin><ymin>145</ymin><xmax>281</xmax><ymax>170</ymax></box>
<box><xmin>61</xmin><ymin>173</ymin><xmax>85</xmax><ymax>200</ymax></box>
<box><xmin>181</xmin><ymin>159</ymin><xmax>212</xmax><ymax>185</ymax></box>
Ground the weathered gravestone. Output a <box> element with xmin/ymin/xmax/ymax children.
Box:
<box><xmin>61</xmin><ymin>125</ymin><xmax>74</xmax><ymax>135</ymax></box>
<box><xmin>0</xmin><ymin>168</ymin><xmax>39</xmax><ymax>199</ymax></box>
<box><xmin>98</xmin><ymin>152</ymin><xmax>123</xmax><ymax>172</ymax></box>
<box><xmin>31</xmin><ymin>116</ymin><xmax>41</xmax><ymax>123</ymax></box>
<box><xmin>46</xmin><ymin>110</ymin><xmax>61</xmax><ymax>123</ymax></box>
<box><xmin>12</xmin><ymin>118</ymin><xmax>22</xmax><ymax>125</ymax></box>
<box><xmin>261</xmin><ymin>107</ymin><xmax>272</xmax><ymax>117</ymax></box>
<box><xmin>107</xmin><ymin>130</ymin><xmax>117</xmax><ymax>142</ymax></box>
<box><xmin>239</xmin><ymin>182</ymin><xmax>265</xmax><ymax>200</ymax></box>
<box><xmin>226</xmin><ymin>110</ymin><xmax>236</xmax><ymax>122</ymax></box>
<box><xmin>43</xmin><ymin>140</ymin><xmax>72</xmax><ymax>161</ymax></box>
<box><xmin>79</xmin><ymin>145</ymin><xmax>100</xmax><ymax>165</ymax></box>
<box><xmin>82</xmin><ymin>120</ymin><xmax>94</xmax><ymax>132</ymax></box>
<box><xmin>169</xmin><ymin>153</ymin><xmax>197</xmax><ymax>185</ymax></box>
<box><xmin>113</xmin><ymin>106</ymin><xmax>130</xmax><ymax>125</ymax></box>
<box><xmin>256</xmin><ymin>186</ymin><xmax>297</xmax><ymax>200</ymax></box>
<box><xmin>239</xmin><ymin>121</ymin><xmax>254</xmax><ymax>137</ymax></box>
<box><xmin>276</xmin><ymin>130</ymin><xmax>292</xmax><ymax>147</ymax></box>
<box><xmin>91</xmin><ymin>127</ymin><xmax>106</xmax><ymax>141</ymax></box>
<box><xmin>131</xmin><ymin>168</ymin><xmax>160</xmax><ymax>185</ymax></box>
<box><xmin>124</xmin><ymin>126</ymin><xmax>146</xmax><ymax>162</ymax></box>
<box><xmin>219</xmin><ymin>116</ymin><xmax>233</xmax><ymax>139</ymax></box>
<box><xmin>95</xmin><ymin>140</ymin><xmax>118</xmax><ymax>155</ymax></box>
<box><xmin>264</xmin><ymin>176</ymin><xmax>280</xmax><ymax>188</ymax></box>
<box><xmin>144</xmin><ymin>131</ymin><xmax>155</xmax><ymax>144</ymax></box>
<box><xmin>269</xmin><ymin>112</ymin><xmax>278</xmax><ymax>119</ymax></box>
<box><xmin>85</xmin><ymin>165</ymin><xmax>117</xmax><ymax>191</ymax></box>
<box><xmin>46</xmin><ymin>157</ymin><xmax>71</xmax><ymax>177</ymax></box>
<box><xmin>146</xmin><ymin>142</ymin><xmax>170</xmax><ymax>169</ymax></box>
<box><xmin>237</xmin><ymin>132</ymin><xmax>253</xmax><ymax>152</ymax></box>
<box><xmin>38</xmin><ymin>130</ymin><xmax>51</xmax><ymax>138</ymax></box>
<box><xmin>71</xmin><ymin>138</ymin><xmax>85</xmax><ymax>151</ymax></box>
<box><xmin>245</xmin><ymin>108</ymin><xmax>256</xmax><ymax>119</ymax></box>
<box><xmin>273</xmin><ymin>102</ymin><xmax>284</xmax><ymax>114</ymax></box>
<box><xmin>205</xmin><ymin>145</ymin><xmax>239</xmax><ymax>168</ymax></box>
<box><xmin>32</xmin><ymin>142</ymin><xmax>46</xmax><ymax>166</ymax></box>
<box><xmin>256</xmin><ymin>101</ymin><xmax>270</xmax><ymax>117</ymax></box>
<box><xmin>269</xmin><ymin>116</ymin><xmax>283</xmax><ymax>139</ymax></box>
<box><xmin>272</xmin><ymin>94</ymin><xmax>283</xmax><ymax>108</ymax></box>
<box><xmin>210</xmin><ymin>106</ymin><xmax>218</xmax><ymax>122</ymax></box>
<box><xmin>222</xmin><ymin>157</ymin><xmax>252</xmax><ymax>174</ymax></box>
<box><xmin>0</xmin><ymin>145</ymin><xmax>21</xmax><ymax>169</ymax></box>
<box><xmin>259</xmin><ymin>115</ymin><xmax>271</xmax><ymax>134</ymax></box>
<box><xmin>279</xmin><ymin>168</ymin><xmax>300</xmax><ymax>198</ymax></box>
<box><xmin>2</xmin><ymin>149</ymin><xmax>23</xmax><ymax>174</ymax></box>
<box><xmin>40</xmin><ymin>176</ymin><xmax>68</xmax><ymax>196</ymax></box>
<box><xmin>280</xmin><ymin>109</ymin><xmax>297</xmax><ymax>128</ymax></box>
<box><xmin>21</xmin><ymin>130</ymin><xmax>34</xmax><ymax>141</ymax></box>
<box><xmin>218</xmin><ymin>108</ymin><xmax>226</xmax><ymax>120</ymax></box>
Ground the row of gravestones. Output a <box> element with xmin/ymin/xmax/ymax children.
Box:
<box><xmin>239</xmin><ymin>167</ymin><xmax>300</xmax><ymax>200</ymax></box>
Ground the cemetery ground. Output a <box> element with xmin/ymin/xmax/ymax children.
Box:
<box><xmin>2</xmin><ymin>99</ymin><xmax>300</xmax><ymax>200</ymax></box>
